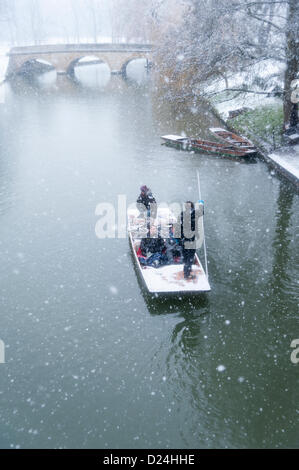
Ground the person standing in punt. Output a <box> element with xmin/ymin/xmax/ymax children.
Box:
<box><xmin>137</xmin><ymin>185</ymin><xmax>157</xmax><ymax>237</ymax></box>
<box><xmin>180</xmin><ymin>201</ymin><xmax>197</xmax><ymax>280</ymax></box>
<box><xmin>136</xmin><ymin>185</ymin><xmax>157</xmax><ymax>220</ymax></box>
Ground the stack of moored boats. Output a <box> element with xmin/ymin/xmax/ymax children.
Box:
<box><xmin>161</xmin><ymin>127</ymin><xmax>257</xmax><ymax>158</ymax></box>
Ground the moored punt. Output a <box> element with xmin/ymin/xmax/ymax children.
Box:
<box><xmin>161</xmin><ymin>134</ymin><xmax>256</xmax><ymax>157</ymax></box>
<box><xmin>128</xmin><ymin>208</ymin><xmax>211</xmax><ymax>294</ymax></box>
<box><xmin>209</xmin><ymin>127</ymin><xmax>256</xmax><ymax>150</ymax></box>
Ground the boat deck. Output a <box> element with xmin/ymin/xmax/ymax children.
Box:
<box><xmin>139</xmin><ymin>261</ymin><xmax>210</xmax><ymax>293</ymax></box>
<box><xmin>128</xmin><ymin>208</ymin><xmax>211</xmax><ymax>294</ymax></box>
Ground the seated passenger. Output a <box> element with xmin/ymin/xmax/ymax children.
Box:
<box><xmin>138</xmin><ymin>225</ymin><xmax>166</xmax><ymax>268</ymax></box>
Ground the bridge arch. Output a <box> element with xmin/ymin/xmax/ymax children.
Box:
<box><xmin>120</xmin><ymin>55</ymin><xmax>149</xmax><ymax>76</ymax></box>
<box><xmin>6</xmin><ymin>44</ymin><xmax>154</xmax><ymax>80</ymax></box>
<box><xmin>67</xmin><ymin>55</ymin><xmax>111</xmax><ymax>77</ymax></box>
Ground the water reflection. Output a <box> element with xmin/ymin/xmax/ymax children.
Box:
<box><xmin>74</xmin><ymin>61</ymin><xmax>111</xmax><ymax>88</ymax></box>
<box><xmin>268</xmin><ymin>180</ymin><xmax>296</xmax><ymax>315</ymax></box>
<box><xmin>130</xmin><ymin>250</ymin><xmax>210</xmax><ymax>315</ymax></box>
<box><xmin>126</xmin><ymin>58</ymin><xmax>149</xmax><ymax>86</ymax></box>
<box><xmin>151</xmin><ymin>92</ymin><xmax>222</xmax><ymax>140</ymax></box>
<box><xmin>8</xmin><ymin>57</ymin><xmax>150</xmax><ymax>95</ymax></box>
<box><xmin>37</xmin><ymin>69</ymin><xmax>57</xmax><ymax>87</ymax></box>
<box><xmin>8</xmin><ymin>72</ymin><xmax>81</xmax><ymax>96</ymax></box>
<box><xmin>144</xmin><ymin>290</ymin><xmax>210</xmax><ymax>316</ymax></box>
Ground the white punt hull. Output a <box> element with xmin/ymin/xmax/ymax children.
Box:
<box><xmin>128</xmin><ymin>209</ymin><xmax>211</xmax><ymax>294</ymax></box>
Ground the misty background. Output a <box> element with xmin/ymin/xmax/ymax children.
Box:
<box><xmin>0</xmin><ymin>0</ymin><xmax>168</xmax><ymax>45</ymax></box>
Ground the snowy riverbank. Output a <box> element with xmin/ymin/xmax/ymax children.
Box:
<box><xmin>266</xmin><ymin>145</ymin><xmax>299</xmax><ymax>186</ymax></box>
<box><xmin>205</xmin><ymin>59</ymin><xmax>284</xmax><ymax>120</ymax></box>
<box><xmin>204</xmin><ymin>60</ymin><xmax>299</xmax><ymax>186</ymax></box>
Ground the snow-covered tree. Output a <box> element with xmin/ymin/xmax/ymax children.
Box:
<box><xmin>156</xmin><ymin>0</ymin><xmax>298</xmax><ymax>129</ymax></box>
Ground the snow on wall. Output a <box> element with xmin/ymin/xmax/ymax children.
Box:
<box><xmin>268</xmin><ymin>145</ymin><xmax>299</xmax><ymax>182</ymax></box>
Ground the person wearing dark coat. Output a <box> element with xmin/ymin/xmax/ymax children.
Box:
<box><xmin>164</xmin><ymin>225</ymin><xmax>182</xmax><ymax>264</ymax></box>
<box><xmin>140</xmin><ymin>235</ymin><xmax>165</xmax><ymax>258</ymax></box>
<box><xmin>180</xmin><ymin>201</ymin><xmax>197</xmax><ymax>279</ymax></box>
<box><xmin>136</xmin><ymin>185</ymin><xmax>157</xmax><ymax>220</ymax></box>
<box><xmin>139</xmin><ymin>225</ymin><xmax>166</xmax><ymax>267</ymax></box>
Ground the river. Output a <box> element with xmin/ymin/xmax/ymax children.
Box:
<box><xmin>0</xmin><ymin>63</ymin><xmax>298</xmax><ymax>449</ymax></box>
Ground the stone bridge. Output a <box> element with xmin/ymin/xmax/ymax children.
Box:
<box><xmin>6</xmin><ymin>43</ymin><xmax>153</xmax><ymax>78</ymax></box>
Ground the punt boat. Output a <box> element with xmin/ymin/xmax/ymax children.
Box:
<box><xmin>128</xmin><ymin>207</ymin><xmax>211</xmax><ymax>294</ymax></box>
<box><xmin>209</xmin><ymin>127</ymin><xmax>256</xmax><ymax>150</ymax></box>
<box><xmin>161</xmin><ymin>134</ymin><xmax>256</xmax><ymax>157</ymax></box>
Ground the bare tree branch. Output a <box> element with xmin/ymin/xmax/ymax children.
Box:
<box><xmin>246</xmin><ymin>9</ymin><xmax>283</xmax><ymax>30</ymax></box>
